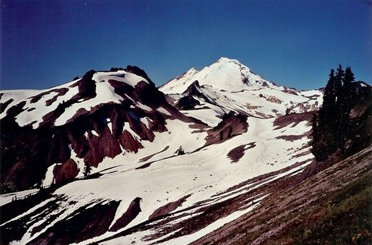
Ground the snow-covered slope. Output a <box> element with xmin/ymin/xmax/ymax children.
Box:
<box><xmin>161</xmin><ymin>57</ymin><xmax>268</xmax><ymax>93</ymax></box>
<box><xmin>0</xmin><ymin>61</ymin><xmax>322</xmax><ymax>245</ymax></box>
<box><xmin>160</xmin><ymin>57</ymin><xmax>322</xmax><ymax>125</ymax></box>
<box><xmin>1</xmin><ymin>70</ymin><xmax>151</xmax><ymax>129</ymax></box>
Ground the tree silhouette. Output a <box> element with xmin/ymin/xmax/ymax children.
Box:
<box><xmin>312</xmin><ymin>65</ymin><xmax>369</xmax><ymax>161</ymax></box>
<box><xmin>83</xmin><ymin>163</ymin><xmax>92</xmax><ymax>178</ymax></box>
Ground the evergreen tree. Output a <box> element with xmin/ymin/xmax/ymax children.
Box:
<box><xmin>334</xmin><ymin>65</ymin><xmax>346</xmax><ymax>148</ymax></box>
<box><xmin>335</xmin><ymin>65</ymin><xmax>344</xmax><ymax>106</ymax></box>
<box><xmin>343</xmin><ymin>66</ymin><xmax>355</xmax><ymax>109</ymax></box>
<box><xmin>322</xmin><ymin>69</ymin><xmax>336</xmax><ymax>112</ymax></box>
<box><xmin>83</xmin><ymin>163</ymin><xmax>92</xmax><ymax>178</ymax></box>
<box><xmin>312</xmin><ymin>65</ymin><xmax>368</xmax><ymax>161</ymax></box>
<box><xmin>339</xmin><ymin>67</ymin><xmax>356</xmax><ymax>150</ymax></box>
<box><xmin>314</xmin><ymin>69</ymin><xmax>339</xmax><ymax>159</ymax></box>
<box><xmin>311</xmin><ymin>114</ymin><xmax>318</xmax><ymax>145</ymax></box>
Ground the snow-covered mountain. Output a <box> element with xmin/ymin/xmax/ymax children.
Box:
<box><xmin>160</xmin><ymin>57</ymin><xmax>322</xmax><ymax>126</ymax></box>
<box><xmin>1</xmin><ymin>60</ymin><xmax>323</xmax><ymax>245</ymax></box>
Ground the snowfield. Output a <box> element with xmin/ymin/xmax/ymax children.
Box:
<box><xmin>0</xmin><ymin>70</ymin><xmax>150</xmax><ymax>129</ymax></box>
<box><xmin>2</xmin><ymin>115</ymin><xmax>314</xmax><ymax>245</ymax></box>
<box><xmin>0</xmin><ymin>58</ymin><xmax>322</xmax><ymax>245</ymax></box>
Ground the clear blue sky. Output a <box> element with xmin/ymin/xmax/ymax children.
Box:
<box><xmin>1</xmin><ymin>0</ymin><xmax>371</xmax><ymax>90</ymax></box>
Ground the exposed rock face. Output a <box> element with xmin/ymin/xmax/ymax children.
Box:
<box><xmin>149</xmin><ymin>194</ymin><xmax>191</xmax><ymax>220</ymax></box>
<box><xmin>176</xmin><ymin>96</ymin><xmax>200</xmax><ymax>110</ymax></box>
<box><xmin>283</xmin><ymin>87</ymin><xmax>298</xmax><ymax>95</ymax></box>
<box><xmin>205</xmin><ymin>112</ymin><xmax>248</xmax><ymax>145</ymax></box>
<box><xmin>53</xmin><ymin>159</ymin><xmax>79</xmax><ymax>185</ymax></box>
<box><xmin>181</xmin><ymin>80</ymin><xmax>215</xmax><ymax>105</ymax></box>
<box><xmin>110</xmin><ymin>197</ymin><xmax>142</xmax><ymax>232</ymax></box>
<box><xmin>0</xmin><ymin>68</ymin><xmax>186</xmax><ymax>191</ymax></box>
<box><xmin>1</xmin><ymin>120</ymin><xmax>53</xmax><ymax>191</ymax></box>
<box><xmin>266</xmin><ymin>95</ymin><xmax>282</xmax><ymax>104</ymax></box>
<box><xmin>273</xmin><ymin>112</ymin><xmax>314</xmax><ymax>130</ymax></box>
<box><xmin>75</xmin><ymin>69</ymin><xmax>97</xmax><ymax>98</ymax></box>
<box><xmin>27</xmin><ymin>201</ymin><xmax>120</xmax><ymax>245</ymax></box>
<box><xmin>0</xmin><ymin>98</ymin><xmax>13</xmax><ymax>113</ymax></box>
<box><xmin>119</xmin><ymin>130</ymin><xmax>143</xmax><ymax>153</ymax></box>
<box><xmin>124</xmin><ymin>65</ymin><xmax>154</xmax><ymax>85</ymax></box>
<box><xmin>45</xmin><ymin>88</ymin><xmax>69</xmax><ymax>106</ymax></box>
<box><xmin>227</xmin><ymin>142</ymin><xmax>256</xmax><ymax>163</ymax></box>
<box><xmin>174</xmin><ymin>80</ymin><xmax>219</xmax><ymax>110</ymax></box>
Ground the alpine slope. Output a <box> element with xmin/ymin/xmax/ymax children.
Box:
<box><xmin>0</xmin><ymin>58</ymin><xmax>322</xmax><ymax>245</ymax></box>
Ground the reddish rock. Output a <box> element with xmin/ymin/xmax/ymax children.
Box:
<box><xmin>147</xmin><ymin>111</ymin><xmax>168</xmax><ymax>132</ymax></box>
<box><xmin>227</xmin><ymin>145</ymin><xmax>246</xmax><ymax>163</ymax></box>
<box><xmin>124</xmin><ymin>112</ymin><xmax>155</xmax><ymax>141</ymax></box>
<box><xmin>266</xmin><ymin>95</ymin><xmax>282</xmax><ymax>104</ymax></box>
<box><xmin>4</xmin><ymin>160</ymin><xmax>31</xmax><ymax>191</ymax></box>
<box><xmin>84</xmin><ymin>134</ymin><xmax>105</xmax><ymax>167</ymax></box>
<box><xmin>273</xmin><ymin>112</ymin><xmax>314</xmax><ymax>130</ymax></box>
<box><xmin>205</xmin><ymin>112</ymin><xmax>248</xmax><ymax>146</ymax></box>
<box><xmin>283</xmin><ymin>87</ymin><xmax>298</xmax><ymax>95</ymax></box>
<box><xmin>47</xmin><ymin>132</ymin><xmax>71</xmax><ymax>164</ymax></box>
<box><xmin>75</xmin><ymin>70</ymin><xmax>97</xmax><ymax>99</ymax></box>
<box><xmin>119</xmin><ymin>130</ymin><xmax>143</xmax><ymax>153</ymax></box>
<box><xmin>26</xmin><ymin>201</ymin><xmax>120</xmax><ymax>245</ymax></box>
<box><xmin>110</xmin><ymin>109</ymin><xmax>124</xmax><ymax>138</ymax></box>
<box><xmin>227</xmin><ymin>142</ymin><xmax>256</xmax><ymax>163</ymax></box>
<box><xmin>109</xmin><ymin>197</ymin><xmax>142</xmax><ymax>232</ymax></box>
<box><xmin>53</xmin><ymin>159</ymin><xmax>79</xmax><ymax>185</ymax></box>
<box><xmin>83</xmin><ymin>127</ymin><xmax>121</xmax><ymax>167</ymax></box>
<box><xmin>67</xmin><ymin>130</ymin><xmax>89</xmax><ymax>158</ymax></box>
<box><xmin>100</xmin><ymin>127</ymin><xmax>122</xmax><ymax>158</ymax></box>
<box><xmin>149</xmin><ymin>194</ymin><xmax>191</xmax><ymax>220</ymax></box>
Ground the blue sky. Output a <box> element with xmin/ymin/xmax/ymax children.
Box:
<box><xmin>1</xmin><ymin>0</ymin><xmax>371</xmax><ymax>90</ymax></box>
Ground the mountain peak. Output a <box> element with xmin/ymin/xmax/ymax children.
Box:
<box><xmin>160</xmin><ymin>57</ymin><xmax>268</xmax><ymax>94</ymax></box>
<box><xmin>216</xmin><ymin>57</ymin><xmax>242</xmax><ymax>64</ymax></box>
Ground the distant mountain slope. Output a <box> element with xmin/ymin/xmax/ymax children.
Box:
<box><xmin>160</xmin><ymin>57</ymin><xmax>268</xmax><ymax>93</ymax></box>
<box><xmin>160</xmin><ymin>57</ymin><xmax>322</xmax><ymax>125</ymax></box>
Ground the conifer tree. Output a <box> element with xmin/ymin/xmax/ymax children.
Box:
<box><xmin>335</xmin><ymin>65</ymin><xmax>344</xmax><ymax>106</ymax></box>
<box><xmin>322</xmin><ymin>69</ymin><xmax>336</xmax><ymax>112</ymax></box>
<box><xmin>343</xmin><ymin>66</ymin><xmax>355</xmax><ymax>109</ymax></box>
<box><xmin>84</xmin><ymin>163</ymin><xmax>92</xmax><ymax>178</ymax></box>
<box><xmin>312</xmin><ymin>65</ymin><xmax>368</xmax><ymax>161</ymax></box>
<box><xmin>315</xmin><ymin>69</ymin><xmax>339</xmax><ymax>159</ymax></box>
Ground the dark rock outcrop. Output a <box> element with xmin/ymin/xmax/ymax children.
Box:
<box><xmin>227</xmin><ymin>142</ymin><xmax>256</xmax><ymax>163</ymax></box>
<box><xmin>110</xmin><ymin>197</ymin><xmax>142</xmax><ymax>232</ymax></box>
<box><xmin>181</xmin><ymin>80</ymin><xmax>215</xmax><ymax>105</ymax></box>
<box><xmin>205</xmin><ymin>112</ymin><xmax>248</xmax><ymax>145</ymax></box>
<box><xmin>76</xmin><ymin>69</ymin><xmax>97</xmax><ymax>98</ymax></box>
<box><xmin>149</xmin><ymin>194</ymin><xmax>190</xmax><ymax>220</ymax></box>
<box><xmin>125</xmin><ymin>65</ymin><xmax>153</xmax><ymax>84</ymax></box>
<box><xmin>27</xmin><ymin>201</ymin><xmax>120</xmax><ymax>245</ymax></box>
<box><xmin>0</xmin><ymin>98</ymin><xmax>14</xmax><ymax>113</ymax></box>
<box><xmin>53</xmin><ymin>159</ymin><xmax>79</xmax><ymax>185</ymax></box>
<box><xmin>176</xmin><ymin>96</ymin><xmax>201</xmax><ymax>110</ymax></box>
<box><xmin>273</xmin><ymin>112</ymin><xmax>314</xmax><ymax>130</ymax></box>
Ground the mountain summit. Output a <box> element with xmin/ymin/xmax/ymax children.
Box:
<box><xmin>161</xmin><ymin>57</ymin><xmax>322</xmax><ymax>124</ymax></box>
<box><xmin>161</xmin><ymin>57</ymin><xmax>267</xmax><ymax>94</ymax></box>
